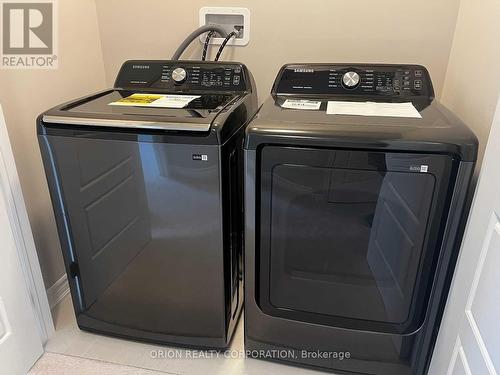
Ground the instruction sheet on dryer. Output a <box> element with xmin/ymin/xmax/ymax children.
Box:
<box><xmin>326</xmin><ymin>101</ymin><xmax>422</xmax><ymax>118</ymax></box>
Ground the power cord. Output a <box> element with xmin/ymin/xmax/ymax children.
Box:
<box><xmin>201</xmin><ymin>30</ymin><xmax>216</xmax><ymax>61</ymax></box>
<box><xmin>214</xmin><ymin>30</ymin><xmax>238</xmax><ymax>61</ymax></box>
<box><xmin>171</xmin><ymin>25</ymin><xmax>227</xmax><ymax>60</ymax></box>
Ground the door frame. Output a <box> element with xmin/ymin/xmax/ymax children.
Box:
<box><xmin>0</xmin><ymin>104</ymin><xmax>54</xmax><ymax>344</ymax></box>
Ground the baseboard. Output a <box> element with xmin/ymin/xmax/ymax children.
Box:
<box><xmin>46</xmin><ymin>274</ymin><xmax>70</xmax><ymax>309</ymax></box>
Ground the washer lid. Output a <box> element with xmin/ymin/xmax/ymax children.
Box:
<box><xmin>42</xmin><ymin>89</ymin><xmax>239</xmax><ymax>132</ymax></box>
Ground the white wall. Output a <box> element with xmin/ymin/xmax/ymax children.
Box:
<box><xmin>94</xmin><ymin>0</ymin><xmax>461</xmax><ymax>102</ymax></box>
<box><xmin>440</xmin><ymin>0</ymin><xmax>500</xmax><ymax>166</ymax></box>
<box><xmin>3</xmin><ymin>0</ymin><xmax>499</xmax><ymax>291</ymax></box>
<box><xmin>0</xmin><ymin>0</ymin><xmax>106</xmax><ymax>288</ymax></box>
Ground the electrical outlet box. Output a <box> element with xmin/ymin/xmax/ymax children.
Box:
<box><xmin>199</xmin><ymin>7</ymin><xmax>250</xmax><ymax>46</ymax></box>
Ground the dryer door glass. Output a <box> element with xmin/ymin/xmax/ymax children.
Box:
<box><xmin>258</xmin><ymin>147</ymin><xmax>454</xmax><ymax>334</ymax></box>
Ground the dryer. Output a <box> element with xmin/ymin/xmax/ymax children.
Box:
<box><xmin>244</xmin><ymin>64</ymin><xmax>477</xmax><ymax>374</ymax></box>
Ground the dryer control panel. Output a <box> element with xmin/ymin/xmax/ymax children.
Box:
<box><xmin>114</xmin><ymin>60</ymin><xmax>250</xmax><ymax>92</ymax></box>
<box><xmin>273</xmin><ymin>64</ymin><xmax>434</xmax><ymax>99</ymax></box>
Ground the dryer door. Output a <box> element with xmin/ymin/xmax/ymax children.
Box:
<box><xmin>258</xmin><ymin>146</ymin><xmax>456</xmax><ymax>334</ymax></box>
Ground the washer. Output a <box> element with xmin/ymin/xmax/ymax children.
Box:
<box><xmin>244</xmin><ymin>64</ymin><xmax>477</xmax><ymax>374</ymax></box>
<box><xmin>38</xmin><ymin>60</ymin><xmax>257</xmax><ymax>348</ymax></box>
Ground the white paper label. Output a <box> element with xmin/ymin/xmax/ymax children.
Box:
<box><xmin>326</xmin><ymin>101</ymin><xmax>422</xmax><ymax>118</ymax></box>
<box><xmin>281</xmin><ymin>99</ymin><xmax>322</xmax><ymax>111</ymax></box>
<box><xmin>150</xmin><ymin>95</ymin><xmax>201</xmax><ymax>108</ymax></box>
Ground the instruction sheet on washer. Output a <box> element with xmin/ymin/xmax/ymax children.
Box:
<box><xmin>109</xmin><ymin>93</ymin><xmax>200</xmax><ymax>108</ymax></box>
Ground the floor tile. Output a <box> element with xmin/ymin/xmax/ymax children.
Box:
<box><xmin>43</xmin><ymin>296</ymin><xmax>326</xmax><ymax>374</ymax></box>
<box><xmin>29</xmin><ymin>352</ymin><xmax>174</xmax><ymax>375</ymax></box>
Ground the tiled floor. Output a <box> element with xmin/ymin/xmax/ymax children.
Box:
<box><xmin>32</xmin><ymin>296</ymin><xmax>321</xmax><ymax>374</ymax></box>
<box><xmin>29</xmin><ymin>352</ymin><xmax>166</xmax><ymax>375</ymax></box>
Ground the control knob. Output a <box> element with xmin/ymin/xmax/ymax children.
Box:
<box><xmin>172</xmin><ymin>67</ymin><xmax>187</xmax><ymax>84</ymax></box>
<box><xmin>342</xmin><ymin>71</ymin><xmax>360</xmax><ymax>89</ymax></box>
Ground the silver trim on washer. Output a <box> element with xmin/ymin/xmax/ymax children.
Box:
<box><xmin>42</xmin><ymin>115</ymin><xmax>211</xmax><ymax>132</ymax></box>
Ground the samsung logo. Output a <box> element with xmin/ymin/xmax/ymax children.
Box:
<box><xmin>132</xmin><ymin>65</ymin><xmax>150</xmax><ymax>69</ymax></box>
<box><xmin>294</xmin><ymin>68</ymin><xmax>314</xmax><ymax>73</ymax></box>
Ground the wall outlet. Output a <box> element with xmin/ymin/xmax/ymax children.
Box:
<box><xmin>199</xmin><ymin>7</ymin><xmax>250</xmax><ymax>46</ymax></box>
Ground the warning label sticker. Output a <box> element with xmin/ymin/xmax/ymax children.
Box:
<box><xmin>281</xmin><ymin>99</ymin><xmax>322</xmax><ymax>111</ymax></box>
<box><xmin>109</xmin><ymin>93</ymin><xmax>200</xmax><ymax>108</ymax></box>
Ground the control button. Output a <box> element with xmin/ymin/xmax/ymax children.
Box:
<box><xmin>171</xmin><ymin>67</ymin><xmax>187</xmax><ymax>84</ymax></box>
<box><xmin>234</xmin><ymin>67</ymin><xmax>241</xmax><ymax>74</ymax></box>
<box><xmin>233</xmin><ymin>75</ymin><xmax>240</xmax><ymax>85</ymax></box>
<box><xmin>403</xmin><ymin>80</ymin><xmax>410</xmax><ymax>87</ymax></box>
<box><xmin>342</xmin><ymin>71</ymin><xmax>361</xmax><ymax>89</ymax></box>
<box><xmin>415</xmin><ymin>70</ymin><xmax>423</xmax><ymax>77</ymax></box>
<box><xmin>414</xmin><ymin>79</ymin><xmax>422</xmax><ymax>90</ymax></box>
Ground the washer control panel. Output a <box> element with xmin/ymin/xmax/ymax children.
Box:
<box><xmin>115</xmin><ymin>60</ymin><xmax>248</xmax><ymax>92</ymax></box>
<box><xmin>274</xmin><ymin>64</ymin><xmax>433</xmax><ymax>99</ymax></box>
